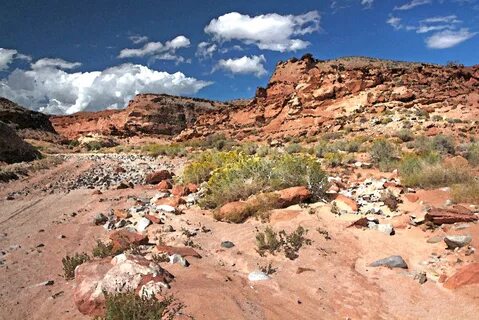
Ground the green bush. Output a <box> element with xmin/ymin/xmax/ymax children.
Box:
<box><xmin>84</xmin><ymin>141</ymin><xmax>103</xmax><ymax>151</ymax></box>
<box><xmin>256</xmin><ymin>226</ymin><xmax>311</xmax><ymax>260</ymax></box>
<box><xmin>62</xmin><ymin>252</ymin><xmax>90</xmax><ymax>280</ymax></box>
<box><xmin>99</xmin><ymin>292</ymin><xmax>174</xmax><ymax>320</ymax></box>
<box><xmin>399</xmin><ymin>154</ymin><xmax>470</xmax><ymax>188</ymax></box>
<box><xmin>285</xmin><ymin>143</ymin><xmax>303</xmax><ymax>154</ymax></box>
<box><xmin>323</xmin><ymin>152</ymin><xmax>344</xmax><ymax>167</ymax></box>
<box><xmin>370</xmin><ymin>139</ymin><xmax>397</xmax><ymax>171</ymax></box>
<box><xmin>431</xmin><ymin>135</ymin><xmax>455</xmax><ymax>155</ymax></box>
<box><xmin>194</xmin><ymin>152</ymin><xmax>327</xmax><ymax>208</ymax></box>
<box><xmin>395</xmin><ymin>129</ymin><xmax>414</xmax><ymax>142</ymax></box>
<box><xmin>142</xmin><ymin>143</ymin><xmax>187</xmax><ymax>157</ymax></box>
<box><xmin>466</xmin><ymin>143</ymin><xmax>479</xmax><ymax>166</ymax></box>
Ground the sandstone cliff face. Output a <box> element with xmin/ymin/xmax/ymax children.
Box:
<box><xmin>0</xmin><ymin>97</ymin><xmax>59</xmax><ymax>141</ymax></box>
<box><xmin>185</xmin><ymin>56</ymin><xmax>479</xmax><ymax>141</ymax></box>
<box><xmin>0</xmin><ymin>121</ymin><xmax>41</xmax><ymax>164</ymax></box>
<box><xmin>51</xmin><ymin>56</ymin><xmax>479</xmax><ymax>141</ymax></box>
<box><xmin>51</xmin><ymin>94</ymin><xmax>243</xmax><ymax>139</ymax></box>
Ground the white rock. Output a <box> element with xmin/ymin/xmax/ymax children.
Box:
<box><xmin>169</xmin><ymin>254</ymin><xmax>189</xmax><ymax>267</ymax></box>
<box><xmin>157</xmin><ymin>205</ymin><xmax>176</xmax><ymax>213</ymax></box>
<box><xmin>136</xmin><ymin>217</ymin><xmax>151</xmax><ymax>232</ymax></box>
<box><xmin>248</xmin><ymin>271</ymin><xmax>271</xmax><ymax>281</ymax></box>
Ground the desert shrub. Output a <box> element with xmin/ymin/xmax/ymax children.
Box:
<box><xmin>395</xmin><ymin>129</ymin><xmax>414</xmax><ymax>142</ymax></box>
<box><xmin>62</xmin><ymin>252</ymin><xmax>90</xmax><ymax>279</ymax></box>
<box><xmin>256</xmin><ymin>226</ymin><xmax>311</xmax><ymax>260</ymax></box>
<box><xmin>323</xmin><ymin>152</ymin><xmax>344</xmax><ymax>167</ymax></box>
<box><xmin>370</xmin><ymin>139</ymin><xmax>398</xmax><ymax>171</ymax></box>
<box><xmin>203</xmin><ymin>133</ymin><xmax>236</xmax><ymax>150</ymax></box>
<box><xmin>182</xmin><ymin>150</ymin><xmax>240</xmax><ymax>185</ymax></box>
<box><xmin>285</xmin><ymin>143</ymin><xmax>303</xmax><ymax>154</ymax></box>
<box><xmin>465</xmin><ymin>143</ymin><xmax>479</xmax><ymax>166</ymax></box>
<box><xmin>321</xmin><ymin>131</ymin><xmax>343</xmax><ymax>140</ymax></box>
<box><xmin>238</xmin><ymin>142</ymin><xmax>258</xmax><ymax>155</ymax></box>
<box><xmin>198</xmin><ymin>152</ymin><xmax>327</xmax><ymax>208</ymax></box>
<box><xmin>431</xmin><ymin>115</ymin><xmax>443</xmax><ymax>121</ymax></box>
<box><xmin>381</xmin><ymin>117</ymin><xmax>393</xmax><ymax>124</ymax></box>
<box><xmin>84</xmin><ymin>141</ymin><xmax>103</xmax><ymax>151</ymax></box>
<box><xmin>142</xmin><ymin>143</ymin><xmax>187</xmax><ymax>157</ymax></box>
<box><xmin>99</xmin><ymin>292</ymin><xmax>174</xmax><ymax>320</ymax></box>
<box><xmin>258</xmin><ymin>262</ymin><xmax>277</xmax><ymax>275</ymax></box>
<box><xmin>256</xmin><ymin>145</ymin><xmax>270</xmax><ymax>157</ymax></box>
<box><xmin>451</xmin><ymin>181</ymin><xmax>479</xmax><ymax>204</ymax></box>
<box><xmin>152</xmin><ymin>253</ymin><xmax>170</xmax><ymax>264</ymax></box>
<box><xmin>431</xmin><ymin>135</ymin><xmax>455</xmax><ymax>155</ymax></box>
<box><xmin>399</xmin><ymin>154</ymin><xmax>470</xmax><ymax>188</ymax></box>
<box><xmin>92</xmin><ymin>240</ymin><xmax>115</xmax><ymax>258</ymax></box>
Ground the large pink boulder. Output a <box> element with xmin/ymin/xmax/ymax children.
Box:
<box><xmin>74</xmin><ymin>254</ymin><xmax>174</xmax><ymax>317</ymax></box>
<box><xmin>444</xmin><ymin>263</ymin><xmax>479</xmax><ymax>289</ymax></box>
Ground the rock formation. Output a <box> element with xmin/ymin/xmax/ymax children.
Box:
<box><xmin>0</xmin><ymin>121</ymin><xmax>41</xmax><ymax>164</ymax></box>
<box><xmin>49</xmin><ymin>56</ymin><xmax>479</xmax><ymax>142</ymax></box>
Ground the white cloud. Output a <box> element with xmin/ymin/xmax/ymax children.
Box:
<box><xmin>361</xmin><ymin>0</ymin><xmax>374</xmax><ymax>8</ymax></box>
<box><xmin>0</xmin><ymin>59</ymin><xmax>212</xmax><ymax>115</ymax></box>
<box><xmin>196</xmin><ymin>42</ymin><xmax>217</xmax><ymax>59</ymax></box>
<box><xmin>426</xmin><ymin>28</ymin><xmax>477</xmax><ymax>48</ymax></box>
<box><xmin>0</xmin><ymin>48</ymin><xmax>31</xmax><ymax>71</ymax></box>
<box><xmin>31</xmin><ymin>58</ymin><xmax>82</xmax><ymax>70</ymax></box>
<box><xmin>118</xmin><ymin>35</ymin><xmax>190</xmax><ymax>63</ymax></box>
<box><xmin>387</xmin><ymin>16</ymin><xmax>404</xmax><ymax>30</ymax></box>
<box><xmin>394</xmin><ymin>0</ymin><xmax>432</xmax><ymax>10</ymax></box>
<box><xmin>214</xmin><ymin>55</ymin><xmax>267</xmax><ymax>77</ymax></box>
<box><xmin>416</xmin><ymin>15</ymin><xmax>461</xmax><ymax>33</ymax></box>
<box><xmin>129</xmin><ymin>35</ymin><xmax>149</xmax><ymax>44</ymax></box>
<box><xmin>204</xmin><ymin>11</ymin><xmax>320</xmax><ymax>52</ymax></box>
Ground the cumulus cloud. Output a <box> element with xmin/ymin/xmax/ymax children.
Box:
<box><xmin>204</xmin><ymin>11</ymin><xmax>320</xmax><ymax>52</ymax></box>
<box><xmin>0</xmin><ymin>58</ymin><xmax>212</xmax><ymax>115</ymax></box>
<box><xmin>426</xmin><ymin>28</ymin><xmax>477</xmax><ymax>48</ymax></box>
<box><xmin>31</xmin><ymin>58</ymin><xmax>82</xmax><ymax>70</ymax></box>
<box><xmin>361</xmin><ymin>0</ymin><xmax>374</xmax><ymax>8</ymax></box>
<box><xmin>0</xmin><ymin>48</ymin><xmax>31</xmax><ymax>71</ymax></box>
<box><xmin>214</xmin><ymin>55</ymin><xmax>267</xmax><ymax>77</ymax></box>
<box><xmin>394</xmin><ymin>0</ymin><xmax>432</xmax><ymax>10</ymax></box>
<box><xmin>129</xmin><ymin>35</ymin><xmax>149</xmax><ymax>44</ymax></box>
<box><xmin>118</xmin><ymin>35</ymin><xmax>190</xmax><ymax>62</ymax></box>
<box><xmin>196</xmin><ymin>42</ymin><xmax>217</xmax><ymax>59</ymax></box>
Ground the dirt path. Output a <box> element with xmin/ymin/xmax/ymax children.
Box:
<box><xmin>0</xmin><ymin>154</ymin><xmax>478</xmax><ymax>320</ymax></box>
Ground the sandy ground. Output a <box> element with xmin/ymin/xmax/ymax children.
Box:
<box><xmin>0</xmin><ymin>155</ymin><xmax>478</xmax><ymax>320</ymax></box>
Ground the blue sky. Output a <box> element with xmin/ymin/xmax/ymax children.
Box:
<box><xmin>0</xmin><ymin>0</ymin><xmax>478</xmax><ymax>114</ymax></box>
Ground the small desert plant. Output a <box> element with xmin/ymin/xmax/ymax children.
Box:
<box><xmin>323</xmin><ymin>152</ymin><xmax>344</xmax><ymax>167</ymax></box>
<box><xmin>431</xmin><ymin>135</ymin><xmax>456</xmax><ymax>155</ymax></box>
<box><xmin>285</xmin><ymin>143</ymin><xmax>303</xmax><ymax>154</ymax></box>
<box><xmin>84</xmin><ymin>141</ymin><xmax>103</xmax><ymax>151</ymax></box>
<box><xmin>99</xmin><ymin>292</ymin><xmax>174</xmax><ymax>320</ymax></box>
<box><xmin>279</xmin><ymin>226</ymin><xmax>311</xmax><ymax>260</ymax></box>
<box><xmin>62</xmin><ymin>252</ymin><xmax>90</xmax><ymax>279</ymax></box>
<box><xmin>256</xmin><ymin>227</ymin><xmax>282</xmax><ymax>256</ymax></box>
<box><xmin>258</xmin><ymin>262</ymin><xmax>277</xmax><ymax>275</ymax></box>
<box><xmin>256</xmin><ymin>226</ymin><xmax>311</xmax><ymax>260</ymax></box>
<box><xmin>142</xmin><ymin>143</ymin><xmax>187</xmax><ymax>158</ymax></box>
<box><xmin>92</xmin><ymin>240</ymin><xmax>115</xmax><ymax>258</ymax></box>
<box><xmin>152</xmin><ymin>253</ymin><xmax>170</xmax><ymax>264</ymax></box>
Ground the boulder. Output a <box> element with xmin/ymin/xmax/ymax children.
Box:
<box><xmin>216</xmin><ymin>201</ymin><xmax>252</xmax><ymax>223</ymax></box>
<box><xmin>276</xmin><ymin>186</ymin><xmax>311</xmax><ymax>207</ymax></box>
<box><xmin>333</xmin><ymin>194</ymin><xmax>358</xmax><ymax>213</ymax></box>
<box><xmin>444</xmin><ymin>235</ymin><xmax>472</xmax><ymax>249</ymax></box>
<box><xmin>155</xmin><ymin>196</ymin><xmax>185</xmax><ymax>208</ymax></box>
<box><xmin>109</xmin><ymin>230</ymin><xmax>149</xmax><ymax>252</ymax></box>
<box><xmin>444</xmin><ymin>263</ymin><xmax>479</xmax><ymax>289</ymax></box>
<box><xmin>157</xmin><ymin>179</ymin><xmax>172</xmax><ymax>191</ymax></box>
<box><xmin>425</xmin><ymin>207</ymin><xmax>478</xmax><ymax>225</ymax></box>
<box><xmin>156</xmin><ymin>245</ymin><xmax>202</xmax><ymax>258</ymax></box>
<box><xmin>369</xmin><ymin>255</ymin><xmax>408</xmax><ymax>269</ymax></box>
<box><xmin>145</xmin><ymin>170</ymin><xmax>173</xmax><ymax>185</ymax></box>
<box><xmin>171</xmin><ymin>185</ymin><xmax>190</xmax><ymax>197</ymax></box>
<box><xmin>74</xmin><ymin>255</ymin><xmax>174</xmax><ymax>316</ymax></box>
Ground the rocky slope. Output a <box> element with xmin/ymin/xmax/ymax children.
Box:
<box><xmin>0</xmin><ymin>121</ymin><xmax>41</xmax><ymax>164</ymax></box>
<box><xmin>51</xmin><ymin>94</ymin><xmax>246</xmax><ymax>139</ymax></box>
<box><xmin>0</xmin><ymin>98</ymin><xmax>59</xmax><ymax>141</ymax></box>
<box><xmin>50</xmin><ymin>56</ymin><xmax>479</xmax><ymax>142</ymax></box>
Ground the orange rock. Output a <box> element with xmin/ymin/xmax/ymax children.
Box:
<box><xmin>155</xmin><ymin>196</ymin><xmax>185</xmax><ymax>208</ymax></box>
<box><xmin>109</xmin><ymin>230</ymin><xmax>148</xmax><ymax>252</ymax></box>
<box><xmin>113</xmin><ymin>209</ymin><xmax>129</xmax><ymax>219</ymax></box>
<box><xmin>186</xmin><ymin>183</ymin><xmax>198</xmax><ymax>193</ymax></box>
<box><xmin>157</xmin><ymin>179</ymin><xmax>172</xmax><ymax>191</ymax></box>
<box><xmin>144</xmin><ymin>214</ymin><xmax>161</xmax><ymax>224</ymax></box>
<box><xmin>333</xmin><ymin>194</ymin><xmax>358</xmax><ymax>212</ymax></box>
<box><xmin>404</xmin><ymin>194</ymin><xmax>419</xmax><ymax>203</ymax></box>
<box><xmin>444</xmin><ymin>263</ymin><xmax>479</xmax><ymax>289</ymax></box>
<box><xmin>171</xmin><ymin>185</ymin><xmax>189</xmax><ymax>197</ymax></box>
<box><xmin>145</xmin><ymin>170</ymin><xmax>173</xmax><ymax>185</ymax></box>
<box><xmin>276</xmin><ymin>186</ymin><xmax>311</xmax><ymax>207</ymax></box>
<box><xmin>425</xmin><ymin>207</ymin><xmax>478</xmax><ymax>225</ymax></box>
<box><xmin>216</xmin><ymin>201</ymin><xmax>252</xmax><ymax>223</ymax></box>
